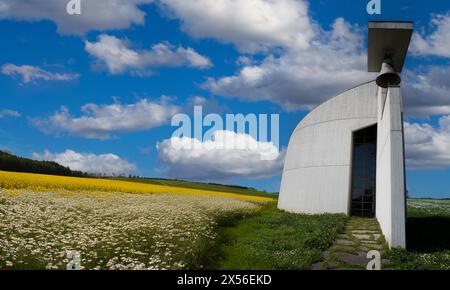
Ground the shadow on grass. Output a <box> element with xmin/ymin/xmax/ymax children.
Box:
<box><xmin>407</xmin><ymin>216</ymin><xmax>450</xmax><ymax>252</ymax></box>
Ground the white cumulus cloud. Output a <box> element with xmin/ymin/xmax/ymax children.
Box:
<box><xmin>405</xmin><ymin>116</ymin><xmax>450</xmax><ymax>169</ymax></box>
<box><xmin>157</xmin><ymin>130</ymin><xmax>285</xmax><ymax>181</ymax></box>
<box><xmin>85</xmin><ymin>34</ymin><xmax>212</xmax><ymax>75</ymax></box>
<box><xmin>202</xmin><ymin>18</ymin><xmax>371</xmax><ymax>111</ymax></box>
<box><xmin>158</xmin><ymin>0</ymin><xmax>314</xmax><ymax>53</ymax></box>
<box><xmin>374</xmin><ymin>12</ymin><xmax>450</xmax><ymax>117</ymax></box>
<box><xmin>403</xmin><ymin>65</ymin><xmax>450</xmax><ymax>116</ymax></box>
<box><xmin>34</xmin><ymin>98</ymin><xmax>180</xmax><ymax>139</ymax></box>
<box><xmin>1</xmin><ymin>64</ymin><xmax>79</xmax><ymax>84</ymax></box>
<box><xmin>33</xmin><ymin>149</ymin><xmax>137</xmax><ymax>175</ymax></box>
<box><xmin>0</xmin><ymin>0</ymin><xmax>155</xmax><ymax>35</ymax></box>
<box><xmin>411</xmin><ymin>13</ymin><xmax>450</xmax><ymax>58</ymax></box>
<box><xmin>0</xmin><ymin>109</ymin><xmax>21</xmax><ymax>118</ymax></box>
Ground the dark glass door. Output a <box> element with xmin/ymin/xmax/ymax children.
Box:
<box><xmin>350</xmin><ymin>125</ymin><xmax>377</xmax><ymax>218</ymax></box>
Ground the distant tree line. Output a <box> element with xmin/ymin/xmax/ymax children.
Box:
<box><xmin>0</xmin><ymin>151</ymin><xmax>275</xmax><ymax>195</ymax></box>
<box><xmin>207</xmin><ymin>182</ymin><xmax>257</xmax><ymax>191</ymax></box>
<box><xmin>0</xmin><ymin>150</ymin><xmax>90</xmax><ymax>177</ymax></box>
<box><xmin>119</xmin><ymin>175</ymin><xmax>259</xmax><ymax>192</ymax></box>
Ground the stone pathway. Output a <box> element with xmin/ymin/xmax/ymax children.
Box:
<box><xmin>311</xmin><ymin>217</ymin><xmax>391</xmax><ymax>270</ymax></box>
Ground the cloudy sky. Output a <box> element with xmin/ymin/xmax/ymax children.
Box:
<box><xmin>0</xmin><ymin>0</ymin><xmax>449</xmax><ymax>197</ymax></box>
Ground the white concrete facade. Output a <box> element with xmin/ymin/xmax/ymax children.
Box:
<box><xmin>278</xmin><ymin>81</ymin><xmax>407</xmax><ymax>248</ymax></box>
<box><xmin>376</xmin><ymin>86</ymin><xmax>406</xmax><ymax>248</ymax></box>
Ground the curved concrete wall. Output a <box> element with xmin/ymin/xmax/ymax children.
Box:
<box><xmin>278</xmin><ymin>81</ymin><xmax>378</xmax><ymax>215</ymax></box>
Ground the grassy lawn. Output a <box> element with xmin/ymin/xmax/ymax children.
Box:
<box><xmin>386</xmin><ymin>199</ymin><xmax>450</xmax><ymax>270</ymax></box>
<box><xmin>209</xmin><ymin>202</ymin><xmax>348</xmax><ymax>270</ymax></box>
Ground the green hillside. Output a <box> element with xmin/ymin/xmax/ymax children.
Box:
<box><xmin>114</xmin><ymin>177</ymin><xmax>278</xmax><ymax>198</ymax></box>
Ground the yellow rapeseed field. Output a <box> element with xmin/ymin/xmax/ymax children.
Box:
<box><xmin>0</xmin><ymin>170</ymin><xmax>273</xmax><ymax>202</ymax></box>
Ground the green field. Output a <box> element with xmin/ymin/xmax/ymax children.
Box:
<box><xmin>1</xmin><ymin>169</ymin><xmax>449</xmax><ymax>270</ymax></box>
<box><xmin>386</xmin><ymin>199</ymin><xmax>450</xmax><ymax>270</ymax></box>
<box><xmin>114</xmin><ymin>177</ymin><xmax>277</xmax><ymax>198</ymax></box>
<box><xmin>207</xmin><ymin>202</ymin><xmax>348</xmax><ymax>269</ymax></box>
<box><xmin>210</xmin><ymin>198</ymin><xmax>450</xmax><ymax>270</ymax></box>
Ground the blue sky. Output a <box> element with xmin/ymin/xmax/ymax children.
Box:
<box><xmin>0</xmin><ymin>0</ymin><xmax>449</xmax><ymax>198</ymax></box>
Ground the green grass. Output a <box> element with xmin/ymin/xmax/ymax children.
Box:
<box><xmin>386</xmin><ymin>199</ymin><xmax>450</xmax><ymax>270</ymax></box>
<box><xmin>207</xmin><ymin>202</ymin><xmax>347</xmax><ymax>270</ymax></box>
<box><xmin>113</xmin><ymin>177</ymin><xmax>277</xmax><ymax>198</ymax></box>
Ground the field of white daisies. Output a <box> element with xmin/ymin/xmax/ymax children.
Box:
<box><xmin>0</xmin><ymin>191</ymin><xmax>258</xmax><ymax>270</ymax></box>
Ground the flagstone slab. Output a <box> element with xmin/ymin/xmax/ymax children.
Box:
<box><xmin>354</xmin><ymin>234</ymin><xmax>372</xmax><ymax>240</ymax></box>
<box><xmin>312</xmin><ymin>217</ymin><xmax>390</xmax><ymax>270</ymax></box>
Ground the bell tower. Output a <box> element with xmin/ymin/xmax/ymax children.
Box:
<box><xmin>368</xmin><ymin>21</ymin><xmax>413</xmax><ymax>248</ymax></box>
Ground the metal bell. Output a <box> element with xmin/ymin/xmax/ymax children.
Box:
<box><xmin>376</xmin><ymin>60</ymin><xmax>401</xmax><ymax>88</ymax></box>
